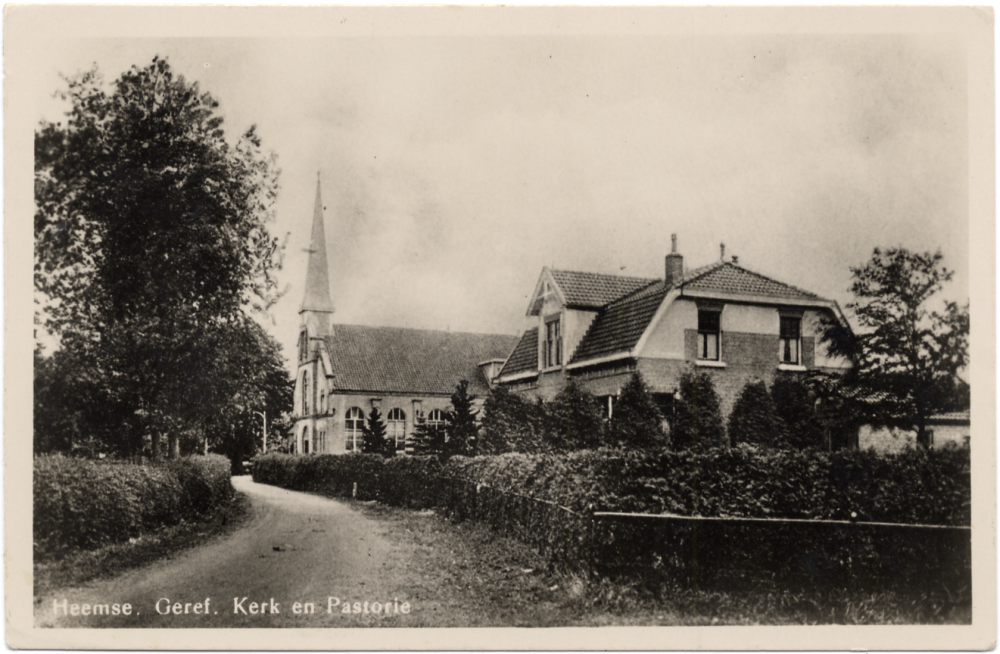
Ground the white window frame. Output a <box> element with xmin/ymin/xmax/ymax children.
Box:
<box><xmin>345</xmin><ymin>407</ymin><xmax>364</xmax><ymax>452</ymax></box>
<box><xmin>387</xmin><ymin>408</ymin><xmax>407</xmax><ymax>451</ymax></box>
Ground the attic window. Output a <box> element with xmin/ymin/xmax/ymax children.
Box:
<box><xmin>544</xmin><ymin>316</ymin><xmax>562</xmax><ymax>368</ymax></box>
<box><xmin>698</xmin><ymin>310</ymin><xmax>721</xmax><ymax>361</ymax></box>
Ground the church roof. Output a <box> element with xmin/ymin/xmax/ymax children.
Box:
<box><xmin>301</xmin><ymin>178</ymin><xmax>336</xmax><ymax>313</ymax></box>
<box><xmin>323</xmin><ymin>325</ymin><xmax>519</xmax><ymax>396</ymax></box>
<box><xmin>546</xmin><ymin>269</ymin><xmax>657</xmax><ymax>310</ymax></box>
<box><xmin>497</xmin><ymin>327</ymin><xmax>539</xmax><ymax>378</ymax></box>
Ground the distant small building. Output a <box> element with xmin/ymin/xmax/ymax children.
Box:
<box><xmin>859</xmin><ymin>411</ymin><xmax>971</xmax><ymax>452</ymax></box>
<box><xmin>292</xmin><ymin>179</ymin><xmax>517</xmax><ymax>454</ymax></box>
<box><xmin>497</xmin><ymin>235</ymin><xmax>854</xmax><ymax>444</ymax></box>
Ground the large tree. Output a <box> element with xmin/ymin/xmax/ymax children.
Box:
<box><xmin>818</xmin><ymin>247</ymin><xmax>969</xmax><ymax>447</ymax></box>
<box><xmin>35</xmin><ymin>57</ymin><xmax>282</xmax><ymax>457</ymax></box>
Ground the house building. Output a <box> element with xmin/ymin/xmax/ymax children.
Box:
<box><xmin>293</xmin><ymin>179</ymin><xmax>518</xmax><ymax>454</ymax></box>
<box><xmin>497</xmin><ymin>235</ymin><xmax>853</xmax><ymax>443</ymax></box>
<box><xmin>858</xmin><ymin>411</ymin><xmax>971</xmax><ymax>452</ymax></box>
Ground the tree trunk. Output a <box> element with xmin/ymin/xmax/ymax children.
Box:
<box><xmin>151</xmin><ymin>431</ymin><xmax>160</xmax><ymax>459</ymax></box>
<box><xmin>168</xmin><ymin>433</ymin><xmax>180</xmax><ymax>458</ymax></box>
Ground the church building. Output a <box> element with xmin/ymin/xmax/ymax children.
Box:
<box><xmin>293</xmin><ymin>179</ymin><xmax>518</xmax><ymax>455</ymax></box>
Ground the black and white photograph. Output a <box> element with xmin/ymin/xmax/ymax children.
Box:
<box><xmin>6</xmin><ymin>5</ymin><xmax>995</xmax><ymax>650</ymax></box>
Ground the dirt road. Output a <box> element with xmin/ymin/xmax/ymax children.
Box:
<box><xmin>35</xmin><ymin>477</ymin><xmax>458</xmax><ymax>628</ymax></box>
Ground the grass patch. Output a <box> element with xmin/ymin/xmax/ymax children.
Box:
<box><xmin>34</xmin><ymin>490</ymin><xmax>252</xmax><ymax>601</ymax></box>
<box><xmin>352</xmin><ymin>499</ymin><xmax>971</xmax><ymax>626</ymax></box>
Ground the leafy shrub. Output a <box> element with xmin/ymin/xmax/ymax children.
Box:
<box><xmin>771</xmin><ymin>373</ymin><xmax>827</xmax><ymax>449</ymax></box>
<box><xmin>545</xmin><ymin>380</ymin><xmax>606</xmax><ymax>451</ymax></box>
<box><xmin>479</xmin><ymin>386</ymin><xmax>548</xmax><ymax>454</ymax></box>
<box><xmin>607</xmin><ymin>372</ymin><xmax>668</xmax><ymax>449</ymax></box>
<box><xmin>728</xmin><ymin>379</ymin><xmax>787</xmax><ymax>448</ymax></box>
<box><xmin>34</xmin><ymin>454</ymin><xmax>233</xmax><ymax>558</ymax></box>
<box><xmin>671</xmin><ymin>370</ymin><xmax>726</xmax><ymax>450</ymax></box>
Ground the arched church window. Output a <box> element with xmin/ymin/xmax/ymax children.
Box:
<box><xmin>298</xmin><ymin>329</ymin><xmax>308</xmax><ymax>363</ymax></box>
<box><xmin>302</xmin><ymin>426</ymin><xmax>310</xmax><ymax>455</ymax></box>
<box><xmin>427</xmin><ymin>409</ymin><xmax>445</xmax><ymax>429</ymax></box>
<box><xmin>387</xmin><ymin>408</ymin><xmax>406</xmax><ymax>451</ymax></box>
<box><xmin>345</xmin><ymin>407</ymin><xmax>364</xmax><ymax>452</ymax></box>
<box><xmin>302</xmin><ymin>371</ymin><xmax>310</xmax><ymax>416</ymax></box>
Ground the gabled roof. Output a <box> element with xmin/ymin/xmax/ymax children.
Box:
<box><xmin>497</xmin><ymin>327</ymin><xmax>538</xmax><ymax>378</ymax></box>
<box><xmin>680</xmin><ymin>261</ymin><xmax>823</xmax><ymax>301</ymax></box>
<box><xmin>323</xmin><ymin>325</ymin><xmax>519</xmax><ymax>396</ymax></box>
<box><xmin>529</xmin><ymin>269</ymin><xmax>657</xmax><ymax>314</ymax></box>
<box><xmin>568</xmin><ymin>261</ymin><xmax>831</xmax><ymax>367</ymax></box>
<box><xmin>570</xmin><ymin>280</ymin><xmax>668</xmax><ymax>364</ymax></box>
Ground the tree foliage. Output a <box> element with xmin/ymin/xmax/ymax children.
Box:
<box><xmin>816</xmin><ymin>247</ymin><xmax>969</xmax><ymax>447</ymax></box>
<box><xmin>671</xmin><ymin>369</ymin><xmax>726</xmax><ymax>451</ymax></box>
<box><xmin>361</xmin><ymin>406</ymin><xmax>393</xmax><ymax>457</ymax></box>
<box><xmin>478</xmin><ymin>386</ymin><xmax>547</xmax><ymax>455</ymax></box>
<box><xmin>771</xmin><ymin>374</ymin><xmax>826</xmax><ymax>449</ymax></box>
<box><xmin>409</xmin><ymin>412</ymin><xmax>446</xmax><ymax>457</ymax></box>
<box><xmin>34</xmin><ymin>57</ymin><xmax>283</xmax><ymax>457</ymax></box>
<box><xmin>728</xmin><ymin>379</ymin><xmax>787</xmax><ymax>448</ymax></box>
<box><xmin>545</xmin><ymin>380</ymin><xmax>605</xmax><ymax>451</ymax></box>
<box><xmin>608</xmin><ymin>372</ymin><xmax>668</xmax><ymax>450</ymax></box>
<box><xmin>444</xmin><ymin>380</ymin><xmax>479</xmax><ymax>457</ymax></box>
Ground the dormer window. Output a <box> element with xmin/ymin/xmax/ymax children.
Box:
<box><xmin>544</xmin><ymin>316</ymin><xmax>562</xmax><ymax>368</ymax></box>
<box><xmin>698</xmin><ymin>310</ymin><xmax>721</xmax><ymax>361</ymax></box>
<box><xmin>780</xmin><ymin>316</ymin><xmax>801</xmax><ymax>364</ymax></box>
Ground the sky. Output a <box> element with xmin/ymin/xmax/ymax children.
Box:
<box><xmin>31</xmin><ymin>32</ymin><xmax>971</xmax><ymax>373</ymax></box>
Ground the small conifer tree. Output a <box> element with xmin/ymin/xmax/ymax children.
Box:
<box><xmin>608</xmin><ymin>372</ymin><xmax>668</xmax><ymax>449</ymax></box>
<box><xmin>728</xmin><ymin>379</ymin><xmax>787</xmax><ymax>448</ymax></box>
<box><xmin>361</xmin><ymin>406</ymin><xmax>391</xmax><ymax>456</ymax></box>
<box><xmin>547</xmin><ymin>379</ymin><xmax>605</xmax><ymax>451</ymax></box>
<box><xmin>409</xmin><ymin>412</ymin><xmax>444</xmax><ymax>456</ymax></box>
<box><xmin>671</xmin><ymin>369</ymin><xmax>726</xmax><ymax>451</ymax></box>
<box><xmin>771</xmin><ymin>374</ymin><xmax>825</xmax><ymax>449</ymax></box>
<box><xmin>445</xmin><ymin>379</ymin><xmax>478</xmax><ymax>457</ymax></box>
<box><xmin>479</xmin><ymin>386</ymin><xmax>546</xmax><ymax>454</ymax></box>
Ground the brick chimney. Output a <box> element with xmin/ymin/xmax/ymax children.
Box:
<box><xmin>665</xmin><ymin>233</ymin><xmax>683</xmax><ymax>287</ymax></box>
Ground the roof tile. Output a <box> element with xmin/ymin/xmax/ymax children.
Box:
<box><xmin>323</xmin><ymin>325</ymin><xmax>519</xmax><ymax>396</ymax></box>
<box><xmin>570</xmin><ymin>280</ymin><xmax>668</xmax><ymax>363</ymax></box>
<box><xmin>549</xmin><ymin>269</ymin><xmax>657</xmax><ymax>309</ymax></box>
<box><xmin>498</xmin><ymin>327</ymin><xmax>538</xmax><ymax>378</ymax></box>
<box><xmin>681</xmin><ymin>262</ymin><xmax>823</xmax><ymax>301</ymax></box>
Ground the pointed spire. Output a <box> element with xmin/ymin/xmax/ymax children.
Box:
<box><xmin>300</xmin><ymin>175</ymin><xmax>336</xmax><ymax>314</ymax></box>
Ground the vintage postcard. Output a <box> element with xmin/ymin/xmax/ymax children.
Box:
<box><xmin>6</xmin><ymin>5</ymin><xmax>995</xmax><ymax>650</ymax></box>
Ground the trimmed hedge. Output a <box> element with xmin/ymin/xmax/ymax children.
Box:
<box><xmin>34</xmin><ymin>454</ymin><xmax>234</xmax><ymax>558</ymax></box>
<box><xmin>251</xmin><ymin>447</ymin><xmax>970</xmax><ymax>592</ymax></box>
<box><xmin>253</xmin><ymin>446</ymin><xmax>970</xmax><ymax>526</ymax></box>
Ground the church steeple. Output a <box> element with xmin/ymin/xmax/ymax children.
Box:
<box><xmin>300</xmin><ymin>175</ymin><xmax>336</xmax><ymax>315</ymax></box>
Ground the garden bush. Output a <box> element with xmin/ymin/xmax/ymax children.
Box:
<box><xmin>252</xmin><ymin>444</ymin><xmax>970</xmax><ymax>587</ymax></box>
<box><xmin>670</xmin><ymin>370</ymin><xmax>726</xmax><ymax>450</ymax></box>
<box><xmin>253</xmin><ymin>445</ymin><xmax>970</xmax><ymax>527</ymax></box>
<box><xmin>34</xmin><ymin>454</ymin><xmax>233</xmax><ymax>559</ymax></box>
<box><xmin>728</xmin><ymin>379</ymin><xmax>787</xmax><ymax>448</ymax></box>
